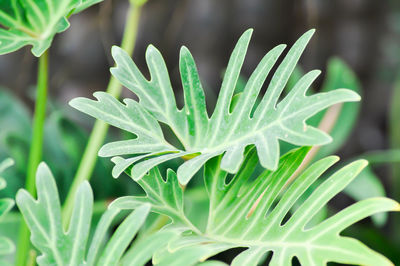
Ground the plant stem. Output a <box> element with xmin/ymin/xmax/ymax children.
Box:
<box><xmin>16</xmin><ymin>50</ymin><xmax>49</xmax><ymax>266</ymax></box>
<box><xmin>62</xmin><ymin>3</ymin><xmax>143</xmax><ymax>228</ymax></box>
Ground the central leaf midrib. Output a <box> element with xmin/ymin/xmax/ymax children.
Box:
<box><xmin>197</xmin><ymin>233</ymin><xmax>359</xmax><ymax>256</ymax></box>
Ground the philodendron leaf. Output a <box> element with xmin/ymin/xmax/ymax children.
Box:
<box><xmin>16</xmin><ymin>162</ymin><xmax>163</xmax><ymax>266</ymax></box>
<box><xmin>110</xmin><ymin>166</ymin><xmax>202</xmax><ymax>235</ymax></box>
<box><xmin>112</xmin><ymin>148</ymin><xmax>399</xmax><ymax>266</ymax></box>
<box><xmin>344</xmin><ymin>165</ymin><xmax>387</xmax><ymax>226</ymax></box>
<box><xmin>70</xmin><ymin>29</ymin><xmax>360</xmax><ymax>185</ymax></box>
<box><xmin>0</xmin><ymin>0</ymin><xmax>103</xmax><ymax>56</ymax></box>
<box><xmin>0</xmin><ymin>158</ymin><xmax>15</xmax><ymax>262</ymax></box>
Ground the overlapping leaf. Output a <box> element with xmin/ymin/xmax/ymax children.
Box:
<box><xmin>0</xmin><ymin>158</ymin><xmax>15</xmax><ymax>265</ymax></box>
<box><xmin>0</xmin><ymin>0</ymin><xmax>103</xmax><ymax>56</ymax></box>
<box><xmin>71</xmin><ymin>29</ymin><xmax>360</xmax><ymax>185</ymax></box>
<box><xmin>110</xmin><ymin>166</ymin><xmax>202</xmax><ymax>235</ymax></box>
<box><xmin>112</xmin><ymin>148</ymin><xmax>400</xmax><ymax>265</ymax></box>
<box><xmin>16</xmin><ymin>162</ymin><xmax>166</xmax><ymax>266</ymax></box>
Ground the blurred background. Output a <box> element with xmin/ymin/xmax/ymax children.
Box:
<box><xmin>0</xmin><ymin>0</ymin><xmax>399</xmax><ymax>263</ymax></box>
<box><xmin>1</xmin><ymin>0</ymin><xmax>399</xmax><ymax>158</ymax></box>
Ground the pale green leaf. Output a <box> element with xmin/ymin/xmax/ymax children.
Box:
<box><xmin>0</xmin><ymin>0</ymin><xmax>103</xmax><ymax>56</ymax></box>
<box><xmin>70</xmin><ymin>29</ymin><xmax>360</xmax><ymax>185</ymax></box>
<box><xmin>121</xmin><ymin>230</ymin><xmax>177</xmax><ymax>266</ymax></box>
<box><xmin>16</xmin><ymin>162</ymin><xmax>155</xmax><ymax>266</ymax></box>
<box><xmin>344</xmin><ymin>165</ymin><xmax>387</xmax><ymax>226</ymax></box>
<box><xmin>114</xmin><ymin>148</ymin><xmax>399</xmax><ymax>265</ymax></box>
<box><xmin>110</xmin><ymin>167</ymin><xmax>201</xmax><ymax>234</ymax></box>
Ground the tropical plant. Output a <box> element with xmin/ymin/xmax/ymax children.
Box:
<box><xmin>0</xmin><ymin>0</ymin><xmax>147</xmax><ymax>264</ymax></box>
<box><xmin>111</xmin><ymin>147</ymin><xmax>399</xmax><ymax>265</ymax></box>
<box><xmin>16</xmin><ymin>162</ymin><xmax>156</xmax><ymax>266</ymax></box>
<box><xmin>64</xmin><ymin>29</ymin><xmax>400</xmax><ymax>265</ymax></box>
<box><xmin>0</xmin><ymin>0</ymin><xmax>398</xmax><ymax>263</ymax></box>
<box><xmin>70</xmin><ymin>29</ymin><xmax>360</xmax><ymax>185</ymax></box>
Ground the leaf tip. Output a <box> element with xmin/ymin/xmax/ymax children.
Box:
<box><xmin>298</xmin><ymin>28</ymin><xmax>316</xmax><ymax>44</ymax></box>
<box><xmin>146</xmin><ymin>44</ymin><xmax>159</xmax><ymax>56</ymax></box>
<box><xmin>244</xmin><ymin>28</ymin><xmax>254</xmax><ymax>35</ymax></box>
<box><xmin>111</xmin><ymin>45</ymin><xmax>123</xmax><ymax>57</ymax></box>
<box><xmin>79</xmin><ymin>181</ymin><xmax>92</xmax><ymax>193</ymax></box>
<box><xmin>31</xmin><ymin>48</ymin><xmax>44</xmax><ymax>58</ymax></box>
<box><xmin>15</xmin><ymin>189</ymin><xmax>30</xmax><ymax>205</ymax></box>
<box><xmin>0</xmin><ymin>158</ymin><xmax>14</xmax><ymax>173</ymax></box>
<box><xmin>36</xmin><ymin>162</ymin><xmax>52</xmax><ymax>184</ymax></box>
<box><xmin>98</xmin><ymin>146</ymin><xmax>107</xmax><ymax>157</ymax></box>
<box><xmin>176</xmin><ymin>170</ymin><xmax>191</xmax><ymax>186</ymax></box>
<box><xmin>239</xmin><ymin>28</ymin><xmax>254</xmax><ymax>42</ymax></box>
<box><xmin>306</xmin><ymin>28</ymin><xmax>316</xmax><ymax>36</ymax></box>
<box><xmin>68</xmin><ymin>97</ymin><xmax>81</xmax><ymax>109</ymax></box>
<box><xmin>180</xmin><ymin>45</ymin><xmax>190</xmax><ymax>54</ymax></box>
<box><xmin>343</xmin><ymin>89</ymin><xmax>361</xmax><ymax>101</ymax></box>
<box><xmin>180</xmin><ymin>45</ymin><xmax>194</xmax><ymax>59</ymax></box>
<box><xmin>352</xmin><ymin>159</ymin><xmax>369</xmax><ymax>172</ymax></box>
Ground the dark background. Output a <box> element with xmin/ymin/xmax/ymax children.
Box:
<box><xmin>1</xmin><ymin>0</ymin><xmax>399</xmax><ymax>156</ymax></box>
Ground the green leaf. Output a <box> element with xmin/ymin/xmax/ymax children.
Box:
<box><xmin>340</xmin><ymin>149</ymin><xmax>400</xmax><ymax>227</ymax></box>
<box><xmin>119</xmin><ymin>230</ymin><xmax>176</xmax><ymax>266</ymax></box>
<box><xmin>344</xmin><ymin>165</ymin><xmax>387</xmax><ymax>226</ymax></box>
<box><xmin>110</xmin><ymin>166</ymin><xmax>201</xmax><ymax>234</ymax></box>
<box><xmin>281</xmin><ymin>57</ymin><xmax>362</xmax><ymax>157</ymax></box>
<box><xmin>0</xmin><ymin>158</ymin><xmax>15</xmax><ymax>259</ymax></box>
<box><xmin>113</xmin><ymin>149</ymin><xmax>399</xmax><ymax>265</ymax></box>
<box><xmin>16</xmin><ymin>162</ymin><xmax>155</xmax><ymax>266</ymax></box>
<box><xmin>70</xmin><ymin>29</ymin><xmax>360</xmax><ymax>185</ymax></box>
<box><xmin>0</xmin><ymin>0</ymin><xmax>103</xmax><ymax>56</ymax></box>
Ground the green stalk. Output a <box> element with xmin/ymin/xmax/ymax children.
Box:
<box><xmin>62</xmin><ymin>2</ymin><xmax>143</xmax><ymax>228</ymax></box>
<box><xmin>16</xmin><ymin>50</ymin><xmax>49</xmax><ymax>266</ymax></box>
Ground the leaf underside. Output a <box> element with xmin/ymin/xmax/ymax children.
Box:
<box><xmin>111</xmin><ymin>148</ymin><xmax>400</xmax><ymax>266</ymax></box>
<box><xmin>70</xmin><ymin>29</ymin><xmax>360</xmax><ymax>185</ymax></box>
<box><xmin>0</xmin><ymin>0</ymin><xmax>103</xmax><ymax>56</ymax></box>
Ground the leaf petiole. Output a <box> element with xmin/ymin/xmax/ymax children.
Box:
<box><xmin>16</xmin><ymin>50</ymin><xmax>49</xmax><ymax>266</ymax></box>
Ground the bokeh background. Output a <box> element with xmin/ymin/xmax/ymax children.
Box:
<box><xmin>1</xmin><ymin>0</ymin><xmax>400</xmax><ymax>157</ymax></box>
<box><xmin>0</xmin><ymin>0</ymin><xmax>400</xmax><ymax>264</ymax></box>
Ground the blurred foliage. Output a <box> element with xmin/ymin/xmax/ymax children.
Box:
<box><xmin>0</xmin><ymin>158</ymin><xmax>15</xmax><ymax>265</ymax></box>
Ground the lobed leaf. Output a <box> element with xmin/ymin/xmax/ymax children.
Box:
<box><xmin>16</xmin><ymin>162</ymin><xmax>158</xmax><ymax>266</ymax></box>
<box><xmin>110</xmin><ymin>167</ymin><xmax>201</xmax><ymax>234</ymax></box>
<box><xmin>115</xmin><ymin>148</ymin><xmax>400</xmax><ymax>265</ymax></box>
<box><xmin>71</xmin><ymin>29</ymin><xmax>360</xmax><ymax>185</ymax></box>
